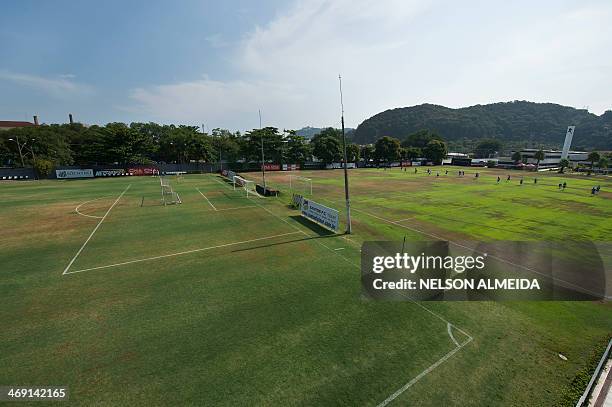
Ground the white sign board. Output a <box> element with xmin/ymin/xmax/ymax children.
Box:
<box><xmin>56</xmin><ymin>169</ymin><xmax>94</xmax><ymax>179</ymax></box>
<box><xmin>301</xmin><ymin>199</ymin><xmax>339</xmax><ymax>232</ymax></box>
<box><xmin>325</xmin><ymin>162</ymin><xmax>356</xmax><ymax>169</ymax></box>
<box><xmin>561</xmin><ymin>125</ymin><xmax>575</xmax><ymax>160</ymax></box>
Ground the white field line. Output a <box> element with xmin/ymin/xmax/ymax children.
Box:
<box><xmin>343</xmin><ymin>201</ymin><xmax>605</xmax><ymax>298</ymax></box>
<box><xmin>447</xmin><ymin>322</ymin><xmax>461</xmax><ymax>347</ymax></box>
<box><xmin>376</xmin><ymin>333</ymin><xmax>473</xmax><ymax>407</ymax></box>
<box><xmin>74</xmin><ymin>196</ymin><xmax>109</xmax><ymax>219</ymax></box>
<box><xmin>246</xmin><ymin>194</ymin><xmax>476</xmax><ymax>405</ymax></box>
<box><xmin>62</xmin><ymin>185</ymin><xmax>131</xmax><ymax>275</ymax></box>
<box><xmin>246</xmin><ymin>196</ymin><xmax>361</xmax><ymax>269</ymax></box>
<box><xmin>196</xmin><ymin>187</ymin><xmax>217</xmax><ymax>211</ymax></box>
<box><xmin>63</xmin><ymin>231</ymin><xmax>302</xmax><ymax>275</ymax></box>
<box><xmin>215</xmin><ymin>205</ymin><xmax>258</xmax><ymax>212</ymax></box>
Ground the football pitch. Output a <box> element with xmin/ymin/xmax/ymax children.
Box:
<box><xmin>1</xmin><ymin>167</ymin><xmax>611</xmax><ymax>405</ymax></box>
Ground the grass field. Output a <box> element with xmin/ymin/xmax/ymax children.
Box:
<box><xmin>1</xmin><ymin>166</ymin><xmax>611</xmax><ymax>406</ymax></box>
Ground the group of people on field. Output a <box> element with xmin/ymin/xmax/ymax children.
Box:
<box><xmin>405</xmin><ymin>166</ymin><xmax>604</xmax><ymax>195</ymax></box>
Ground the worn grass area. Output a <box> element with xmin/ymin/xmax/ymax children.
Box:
<box><xmin>1</xmin><ymin>167</ymin><xmax>611</xmax><ymax>406</ymax></box>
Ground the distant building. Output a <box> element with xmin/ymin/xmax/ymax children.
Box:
<box><xmin>0</xmin><ymin>121</ymin><xmax>35</xmax><ymax>131</ymax></box>
<box><xmin>514</xmin><ymin>149</ymin><xmax>588</xmax><ymax>168</ymax></box>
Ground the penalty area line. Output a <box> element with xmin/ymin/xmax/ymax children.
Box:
<box><xmin>196</xmin><ymin>187</ymin><xmax>217</xmax><ymax>211</ymax></box>
<box><xmin>63</xmin><ymin>231</ymin><xmax>302</xmax><ymax>275</ymax></box>
<box><xmin>62</xmin><ymin>184</ymin><xmax>131</xmax><ymax>275</ymax></box>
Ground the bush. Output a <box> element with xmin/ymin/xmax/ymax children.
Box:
<box><xmin>33</xmin><ymin>158</ymin><xmax>54</xmax><ymax>178</ymax></box>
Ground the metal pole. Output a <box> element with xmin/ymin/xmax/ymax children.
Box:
<box><xmin>339</xmin><ymin>75</ymin><xmax>352</xmax><ymax>234</ymax></box>
<box><xmin>259</xmin><ymin>109</ymin><xmax>267</xmax><ymax>190</ymax></box>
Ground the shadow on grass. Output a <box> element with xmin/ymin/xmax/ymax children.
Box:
<box><xmin>231</xmin><ymin>233</ymin><xmax>342</xmax><ymax>254</ymax></box>
<box><xmin>289</xmin><ymin>215</ymin><xmax>336</xmax><ymax>236</ymax></box>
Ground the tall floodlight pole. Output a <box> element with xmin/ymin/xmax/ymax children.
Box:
<box><xmin>259</xmin><ymin>109</ymin><xmax>267</xmax><ymax>190</ymax></box>
<box><xmin>339</xmin><ymin>75</ymin><xmax>352</xmax><ymax>234</ymax></box>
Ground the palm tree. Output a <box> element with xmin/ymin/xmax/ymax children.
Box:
<box><xmin>511</xmin><ymin>151</ymin><xmax>522</xmax><ymax>163</ymax></box>
<box><xmin>534</xmin><ymin>149</ymin><xmax>545</xmax><ymax>169</ymax></box>
<box><xmin>559</xmin><ymin>158</ymin><xmax>570</xmax><ymax>173</ymax></box>
<box><xmin>588</xmin><ymin>151</ymin><xmax>601</xmax><ymax>171</ymax></box>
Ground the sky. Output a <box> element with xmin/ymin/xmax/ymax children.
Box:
<box><xmin>1</xmin><ymin>0</ymin><xmax>611</xmax><ymax>131</ymax></box>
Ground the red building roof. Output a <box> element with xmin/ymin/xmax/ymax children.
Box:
<box><xmin>0</xmin><ymin>121</ymin><xmax>35</xmax><ymax>128</ymax></box>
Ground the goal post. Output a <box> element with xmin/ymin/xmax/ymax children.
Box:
<box><xmin>233</xmin><ymin>175</ymin><xmax>256</xmax><ymax>197</ymax></box>
<box><xmin>289</xmin><ymin>174</ymin><xmax>313</xmax><ymax>195</ymax></box>
<box><xmin>159</xmin><ymin>175</ymin><xmax>182</xmax><ymax>205</ymax></box>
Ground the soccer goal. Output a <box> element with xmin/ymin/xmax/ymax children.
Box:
<box><xmin>233</xmin><ymin>175</ymin><xmax>257</xmax><ymax>197</ymax></box>
<box><xmin>160</xmin><ymin>176</ymin><xmax>182</xmax><ymax>205</ymax></box>
<box><xmin>289</xmin><ymin>175</ymin><xmax>313</xmax><ymax>195</ymax></box>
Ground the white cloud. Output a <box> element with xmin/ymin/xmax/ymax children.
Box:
<box><xmin>0</xmin><ymin>70</ymin><xmax>92</xmax><ymax>98</ymax></box>
<box><xmin>126</xmin><ymin>0</ymin><xmax>612</xmax><ymax>130</ymax></box>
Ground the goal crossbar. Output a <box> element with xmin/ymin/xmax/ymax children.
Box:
<box><xmin>289</xmin><ymin>174</ymin><xmax>313</xmax><ymax>195</ymax></box>
<box><xmin>233</xmin><ymin>175</ymin><xmax>256</xmax><ymax>197</ymax></box>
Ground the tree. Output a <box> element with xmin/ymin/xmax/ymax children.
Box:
<box><xmin>244</xmin><ymin>127</ymin><xmax>285</xmax><ymax>164</ymax></box>
<box><xmin>402</xmin><ymin>146</ymin><xmax>422</xmax><ymax>160</ymax></box>
<box><xmin>588</xmin><ymin>151</ymin><xmax>601</xmax><ymax>170</ymax></box>
<box><xmin>285</xmin><ymin>131</ymin><xmax>311</xmax><ymax>163</ymax></box>
<box><xmin>314</xmin><ymin>127</ymin><xmax>342</xmax><ymax>142</ymax></box>
<box><xmin>533</xmin><ymin>149</ymin><xmax>544</xmax><ymax>168</ymax></box>
<box><xmin>423</xmin><ymin>139</ymin><xmax>448</xmax><ymax>164</ymax></box>
<box><xmin>360</xmin><ymin>145</ymin><xmax>375</xmax><ymax>163</ymax></box>
<box><xmin>533</xmin><ymin>149</ymin><xmax>545</xmax><ymax>168</ymax></box>
<box><xmin>312</xmin><ymin>136</ymin><xmax>342</xmax><ymax>163</ymax></box>
<box><xmin>559</xmin><ymin>158</ymin><xmax>570</xmax><ymax>173</ymax></box>
<box><xmin>401</xmin><ymin>129</ymin><xmax>443</xmax><ymax>149</ymax></box>
<box><xmin>511</xmin><ymin>151</ymin><xmax>522</xmax><ymax>163</ymax></box>
<box><xmin>33</xmin><ymin>158</ymin><xmax>54</xmax><ymax>177</ymax></box>
<box><xmin>374</xmin><ymin>136</ymin><xmax>401</xmax><ymax>163</ymax></box>
<box><xmin>346</xmin><ymin>143</ymin><xmax>360</xmax><ymax>163</ymax></box>
<box><xmin>103</xmin><ymin>122</ymin><xmax>157</xmax><ymax>165</ymax></box>
<box><xmin>474</xmin><ymin>138</ymin><xmax>502</xmax><ymax>158</ymax></box>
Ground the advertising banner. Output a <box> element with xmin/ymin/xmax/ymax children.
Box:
<box><xmin>301</xmin><ymin>199</ymin><xmax>339</xmax><ymax>232</ymax></box>
<box><xmin>128</xmin><ymin>167</ymin><xmax>157</xmax><ymax>176</ymax></box>
<box><xmin>282</xmin><ymin>164</ymin><xmax>301</xmax><ymax>171</ymax></box>
<box><xmin>325</xmin><ymin>162</ymin><xmax>356</xmax><ymax>169</ymax></box>
<box><xmin>263</xmin><ymin>163</ymin><xmax>281</xmax><ymax>171</ymax></box>
<box><xmin>95</xmin><ymin>169</ymin><xmax>125</xmax><ymax>177</ymax></box>
<box><xmin>55</xmin><ymin>169</ymin><xmax>94</xmax><ymax>179</ymax></box>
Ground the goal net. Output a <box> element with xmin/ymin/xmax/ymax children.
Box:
<box><xmin>289</xmin><ymin>175</ymin><xmax>313</xmax><ymax>195</ymax></box>
<box><xmin>233</xmin><ymin>175</ymin><xmax>257</xmax><ymax>197</ymax></box>
<box><xmin>160</xmin><ymin>176</ymin><xmax>182</xmax><ymax>205</ymax></box>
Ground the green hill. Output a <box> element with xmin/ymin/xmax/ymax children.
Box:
<box><xmin>352</xmin><ymin>101</ymin><xmax>612</xmax><ymax>150</ymax></box>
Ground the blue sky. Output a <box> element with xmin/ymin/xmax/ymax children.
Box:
<box><xmin>1</xmin><ymin>0</ymin><xmax>610</xmax><ymax>130</ymax></box>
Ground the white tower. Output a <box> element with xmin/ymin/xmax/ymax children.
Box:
<box><xmin>561</xmin><ymin>126</ymin><xmax>575</xmax><ymax>160</ymax></box>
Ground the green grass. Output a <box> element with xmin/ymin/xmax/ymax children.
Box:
<box><xmin>1</xmin><ymin>167</ymin><xmax>611</xmax><ymax>406</ymax></box>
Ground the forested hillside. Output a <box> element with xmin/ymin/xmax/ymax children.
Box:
<box><xmin>352</xmin><ymin>101</ymin><xmax>612</xmax><ymax>150</ymax></box>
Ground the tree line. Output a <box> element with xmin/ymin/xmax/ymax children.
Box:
<box><xmin>0</xmin><ymin>123</ymin><xmax>451</xmax><ymax>176</ymax></box>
